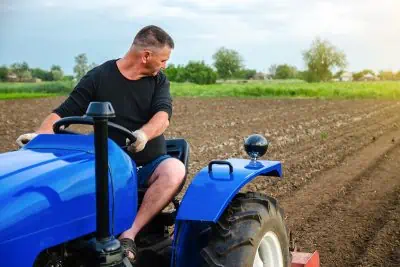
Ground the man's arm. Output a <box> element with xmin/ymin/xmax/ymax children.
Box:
<box><xmin>141</xmin><ymin>111</ymin><xmax>170</xmax><ymax>140</ymax></box>
<box><xmin>15</xmin><ymin>113</ymin><xmax>61</xmax><ymax>147</ymax></box>
<box><xmin>127</xmin><ymin>111</ymin><xmax>169</xmax><ymax>153</ymax></box>
<box><xmin>36</xmin><ymin>113</ymin><xmax>61</xmax><ymax>134</ymax></box>
<box><xmin>16</xmin><ymin>68</ymin><xmax>97</xmax><ymax>147</ymax></box>
<box><xmin>127</xmin><ymin>72</ymin><xmax>172</xmax><ymax>153</ymax></box>
<box><xmin>36</xmin><ymin>68</ymin><xmax>98</xmax><ymax>134</ymax></box>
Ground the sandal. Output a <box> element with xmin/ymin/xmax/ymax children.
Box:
<box><xmin>120</xmin><ymin>238</ymin><xmax>137</xmax><ymax>265</ymax></box>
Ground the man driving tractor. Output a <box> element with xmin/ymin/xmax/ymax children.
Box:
<box><xmin>16</xmin><ymin>25</ymin><xmax>185</xmax><ymax>264</ymax></box>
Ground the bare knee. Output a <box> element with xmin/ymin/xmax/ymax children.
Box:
<box><xmin>165</xmin><ymin>158</ymin><xmax>186</xmax><ymax>188</ymax></box>
<box><xmin>151</xmin><ymin>158</ymin><xmax>186</xmax><ymax>188</ymax></box>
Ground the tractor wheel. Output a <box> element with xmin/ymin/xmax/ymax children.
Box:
<box><xmin>201</xmin><ymin>192</ymin><xmax>290</xmax><ymax>267</ymax></box>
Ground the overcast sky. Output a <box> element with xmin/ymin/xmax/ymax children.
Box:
<box><xmin>1</xmin><ymin>0</ymin><xmax>399</xmax><ymax>74</ymax></box>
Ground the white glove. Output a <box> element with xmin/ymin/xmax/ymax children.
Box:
<box><xmin>126</xmin><ymin>129</ymin><xmax>148</xmax><ymax>153</ymax></box>
<box><xmin>16</xmin><ymin>133</ymin><xmax>38</xmax><ymax>147</ymax></box>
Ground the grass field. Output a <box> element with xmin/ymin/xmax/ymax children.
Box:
<box><xmin>171</xmin><ymin>81</ymin><xmax>400</xmax><ymax>99</ymax></box>
<box><xmin>0</xmin><ymin>81</ymin><xmax>73</xmax><ymax>96</ymax></box>
<box><xmin>1</xmin><ymin>80</ymin><xmax>400</xmax><ymax>100</ymax></box>
<box><xmin>0</xmin><ymin>93</ymin><xmax>59</xmax><ymax>100</ymax></box>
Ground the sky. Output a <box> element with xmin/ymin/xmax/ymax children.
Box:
<box><xmin>1</xmin><ymin>0</ymin><xmax>400</xmax><ymax>75</ymax></box>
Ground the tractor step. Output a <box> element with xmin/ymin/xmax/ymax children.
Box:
<box><xmin>291</xmin><ymin>251</ymin><xmax>320</xmax><ymax>267</ymax></box>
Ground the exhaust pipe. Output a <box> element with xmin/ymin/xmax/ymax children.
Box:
<box><xmin>86</xmin><ymin>102</ymin><xmax>130</xmax><ymax>267</ymax></box>
<box><xmin>86</xmin><ymin>102</ymin><xmax>115</xmax><ymax>240</ymax></box>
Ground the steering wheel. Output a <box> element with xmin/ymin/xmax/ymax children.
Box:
<box><xmin>53</xmin><ymin>116</ymin><xmax>137</xmax><ymax>145</ymax></box>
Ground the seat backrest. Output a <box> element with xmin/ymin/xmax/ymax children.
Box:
<box><xmin>166</xmin><ymin>138</ymin><xmax>190</xmax><ymax>169</ymax></box>
<box><xmin>138</xmin><ymin>138</ymin><xmax>190</xmax><ymax>190</ymax></box>
<box><xmin>166</xmin><ymin>138</ymin><xmax>189</xmax><ymax>195</ymax></box>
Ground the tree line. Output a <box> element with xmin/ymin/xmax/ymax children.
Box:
<box><xmin>1</xmin><ymin>38</ymin><xmax>400</xmax><ymax>84</ymax></box>
<box><xmin>0</xmin><ymin>54</ymin><xmax>96</xmax><ymax>83</ymax></box>
<box><xmin>166</xmin><ymin>38</ymin><xmax>400</xmax><ymax>83</ymax></box>
<box><xmin>0</xmin><ymin>62</ymin><xmax>72</xmax><ymax>82</ymax></box>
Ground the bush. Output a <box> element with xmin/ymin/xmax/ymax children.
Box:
<box><xmin>165</xmin><ymin>61</ymin><xmax>217</xmax><ymax>84</ymax></box>
<box><xmin>164</xmin><ymin>64</ymin><xmax>187</xmax><ymax>82</ymax></box>
<box><xmin>185</xmin><ymin>61</ymin><xmax>217</xmax><ymax>84</ymax></box>
<box><xmin>0</xmin><ymin>66</ymin><xmax>8</xmax><ymax>82</ymax></box>
<box><xmin>233</xmin><ymin>69</ymin><xmax>257</xmax><ymax>79</ymax></box>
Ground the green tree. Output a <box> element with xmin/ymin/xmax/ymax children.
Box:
<box><xmin>274</xmin><ymin>64</ymin><xmax>298</xmax><ymax>79</ymax></box>
<box><xmin>10</xmin><ymin>61</ymin><xmax>31</xmax><ymax>80</ymax></box>
<box><xmin>233</xmin><ymin>69</ymin><xmax>257</xmax><ymax>79</ymax></box>
<box><xmin>164</xmin><ymin>64</ymin><xmax>177</xmax><ymax>81</ymax></box>
<box><xmin>88</xmin><ymin>62</ymin><xmax>98</xmax><ymax>71</ymax></box>
<box><xmin>50</xmin><ymin>65</ymin><xmax>62</xmax><ymax>72</ymax></box>
<box><xmin>296</xmin><ymin>70</ymin><xmax>309</xmax><ymax>81</ymax></box>
<box><xmin>303</xmin><ymin>38</ymin><xmax>347</xmax><ymax>82</ymax></box>
<box><xmin>175</xmin><ymin>66</ymin><xmax>188</xmax><ymax>82</ymax></box>
<box><xmin>20</xmin><ymin>70</ymin><xmax>32</xmax><ymax>81</ymax></box>
<box><xmin>51</xmin><ymin>65</ymin><xmax>64</xmax><ymax>81</ymax></box>
<box><xmin>212</xmin><ymin>47</ymin><xmax>243</xmax><ymax>80</ymax></box>
<box><xmin>62</xmin><ymin>75</ymin><xmax>75</xmax><ymax>81</ymax></box>
<box><xmin>185</xmin><ymin>61</ymin><xmax>217</xmax><ymax>84</ymax></box>
<box><xmin>0</xmin><ymin>65</ymin><xmax>8</xmax><ymax>81</ymax></box>
<box><xmin>31</xmin><ymin>68</ymin><xmax>53</xmax><ymax>81</ymax></box>
<box><xmin>353</xmin><ymin>69</ymin><xmax>375</xmax><ymax>81</ymax></box>
<box><xmin>268</xmin><ymin>64</ymin><xmax>277</xmax><ymax>79</ymax></box>
<box><xmin>164</xmin><ymin>64</ymin><xmax>181</xmax><ymax>82</ymax></box>
<box><xmin>165</xmin><ymin>64</ymin><xmax>187</xmax><ymax>82</ymax></box>
<box><xmin>73</xmin><ymin>53</ymin><xmax>89</xmax><ymax>81</ymax></box>
<box><xmin>334</xmin><ymin>70</ymin><xmax>345</xmax><ymax>79</ymax></box>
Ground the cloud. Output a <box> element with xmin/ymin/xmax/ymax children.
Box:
<box><xmin>34</xmin><ymin>0</ymin><xmax>399</xmax><ymax>42</ymax></box>
<box><xmin>2</xmin><ymin>0</ymin><xmax>399</xmax><ymax>72</ymax></box>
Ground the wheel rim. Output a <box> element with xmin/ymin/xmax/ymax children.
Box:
<box><xmin>253</xmin><ymin>231</ymin><xmax>283</xmax><ymax>267</ymax></box>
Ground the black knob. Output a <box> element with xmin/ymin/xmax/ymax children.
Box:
<box><xmin>244</xmin><ymin>134</ymin><xmax>269</xmax><ymax>160</ymax></box>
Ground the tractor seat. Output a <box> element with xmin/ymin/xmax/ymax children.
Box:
<box><xmin>165</xmin><ymin>138</ymin><xmax>190</xmax><ymax>194</ymax></box>
<box><xmin>138</xmin><ymin>138</ymin><xmax>190</xmax><ymax>198</ymax></box>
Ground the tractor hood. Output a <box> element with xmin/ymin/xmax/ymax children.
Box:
<box><xmin>0</xmin><ymin>136</ymin><xmax>97</xmax><ymax>243</ymax></box>
<box><xmin>0</xmin><ymin>148</ymin><xmax>94</xmax><ymax>203</ymax></box>
<box><xmin>0</xmin><ymin>134</ymin><xmax>137</xmax><ymax>249</ymax></box>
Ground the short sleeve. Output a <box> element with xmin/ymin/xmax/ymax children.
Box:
<box><xmin>53</xmin><ymin>68</ymin><xmax>98</xmax><ymax>118</ymax></box>
<box><xmin>151</xmin><ymin>71</ymin><xmax>172</xmax><ymax>120</ymax></box>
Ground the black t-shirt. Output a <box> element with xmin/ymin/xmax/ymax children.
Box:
<box><xmin>53</xmin><ymin>59</ymin><xmax>172</xmax><ymax>165</ymax></box>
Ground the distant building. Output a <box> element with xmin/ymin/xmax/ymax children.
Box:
<box><xmin>253</xmin><ymin>72</ymin><xmax>267</xmax><ymax>80</ymax></box>
<box><xmin>6</xmin><ymin>73</ymin><xmax>18</xmax><ymax>82</ymax></box>
<box><xmin>339</xmin><ymin>72</ymin><xmax>353</xmax><ymax>82</ymax></box>
<box><xmin>360</xmin><ymin>73</ymin><xmax>378</xmax><ymax>81</ymax></box>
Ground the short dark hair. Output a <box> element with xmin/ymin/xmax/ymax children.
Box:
<box><xmin>133</xmin><ymin>25</ymin><xmax>174</xmax><ymax>49</ymax></box>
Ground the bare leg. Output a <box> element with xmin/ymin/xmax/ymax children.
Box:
<box><xmin>119</xmin><ymin>157</ymin><xmax>185</xmax><ymax>241</ymax></box>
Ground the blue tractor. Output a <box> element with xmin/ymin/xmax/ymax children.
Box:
<box><xmin>0</xmin><ymin>102</ymin><xmax>290</xmax><ymax>267</ymax></box>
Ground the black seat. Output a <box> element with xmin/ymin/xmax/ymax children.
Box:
<box><xmin>138</xmin><ymin>138</ymin><xmax>190</xmax><ymax>199</ymax></box>
<box><xmin>166</xmin><ymin>138</ymin><xmax>189</xmax><ymax>168</ymax></box>
<box><xmin>165</xmin><ymin>138</ymin><xmax>189</xmax><ymax>194</ymax></box>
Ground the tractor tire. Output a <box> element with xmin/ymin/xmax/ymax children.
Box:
<box><xmin>201</xmin><ymin>192</ymin><xmax>290</xmax><ymax>267</ymax></box>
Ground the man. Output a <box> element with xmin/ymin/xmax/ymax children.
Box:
<box><xmin>16</xmin><ymin>25</ymin><xmax>186</xmax><ymax>263</ymax></box>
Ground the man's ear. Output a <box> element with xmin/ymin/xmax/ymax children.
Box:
<box><xmin>142</xmin><ymin>50</ymin><xmax>151</xmax><ymax>63</ymax></box>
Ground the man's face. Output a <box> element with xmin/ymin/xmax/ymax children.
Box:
<box><xmin>144</xmin><ymin>46</ymin><xmax>171</xmax><ymax>76</ymax></box>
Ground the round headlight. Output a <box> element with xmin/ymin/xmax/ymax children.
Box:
<box><xmin>244</xmin><ymin>134</ymin><xmax>269</xmax><ymax>160</ymax></box>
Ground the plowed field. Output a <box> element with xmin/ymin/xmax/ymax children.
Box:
<box><xmin>1</xmin><ymin>97</ymin><xmax>399</xmax><ymax>266</ymax></box>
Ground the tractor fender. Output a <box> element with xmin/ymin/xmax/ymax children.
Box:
<box><xmin>176</xmin><ymin>159</ymin><xmax>282</xmax><ymax>222</ymax></box>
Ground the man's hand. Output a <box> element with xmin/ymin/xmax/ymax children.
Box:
<box><xmin>126</xmin><ymin>129</ymin><xmax>148</xmax><ymax>153</ymax></box>
<box><xmin>16</xmin><ymin>133</ymin><xmax>38</xmax><ymax>147</ymax></box>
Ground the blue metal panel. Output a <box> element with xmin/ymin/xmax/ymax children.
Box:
<box><xmin>176</xmin><ymin>159</ymin><xmax>282</xmax><ymax>222</ymax></box>
<box><xmin>0</xmin><ymin>134</ymin><xmax>137</xmax><ymax>267</ymax></box>
<box><xmin>172</xmin><ymin>220</ymin><xmax>212</xmax><ymax>267</ymax></box>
